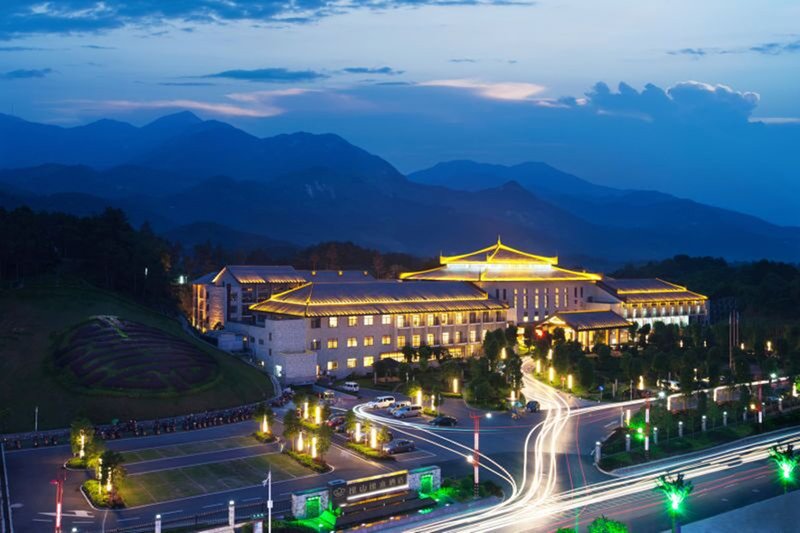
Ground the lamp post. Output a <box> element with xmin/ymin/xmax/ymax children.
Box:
<box><xmin>469</xmin><ymin>412</ymin><xmax>492</xmax><ymax>498</ymax></box>
<box><xmin>452</xmin><ymin>377</ymin><xmax>459</xmax><ymax>394</ymax></box>
<box><xmin>51</xmin><ymin>467</ymin><xmax>66</xmax><ymax>533</ymax></box>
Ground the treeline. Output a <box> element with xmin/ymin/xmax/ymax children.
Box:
<box><xmin>185</xmin><ymin>240</ymin><xmax>434</xmax><ymax>280</ymax></box>
<box><xmin>612</xmin><ymin>255</ymin><xmax>800</xmax><ymax>319</ymax></box>
<box><xmin>0</xmin><ymin>207</ymin><xmax>175</xmax><ymax>305</ymax></box>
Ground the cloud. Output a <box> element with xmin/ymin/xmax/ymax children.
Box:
<box><xmin>667</xmin><ymin>48</ymin><xmax>708</xmax><ymax>57</ymax></box>
<box><xmin>82</xmin><ymin>44</ymin><xmax>115</xmax><ymax>49</ymax></box>
<box><xmin>0</xmin><ymin>45</ymin><xmax>52</xmax><ymax>52</ymax></box>
<box><xmin>579</xmin><ymin>80</ymin><xmax>759</xmax><ymax>124</ymax></box>
<box><xmin>341</xmin><ymin>66</ymin><xmax>403</xmax><ymax>75</ymax></box>
<box><xmin>66</xmin><ymin>98</ymin><xmax>281</xmax><ymax>118</ymax></box>
<box><xmin>204</xmin><ymin>67</ymin><xmax>327</xmax><ymax>83</ymax></box>
<box><xmin>0</xmin><ymin>1</ymin><xmax>528</xmax><ymax>39</ymax></box>
<box><xmin>750</xmin><ymin>39</ymin><xmax>800</xmax><ymax>55</ymax></box>
<box><xmin>449</xmin><ymin>58</ymin><xmax>477</xmax><ymax>63</ymax></box>
<box><xmin>418</xmin><ymin>79</ymin><xmax>545</xmax><ymax>101</ymax></box>
<box><xmin>1</xmin><ymin>68</ymin><xmax>53</xmax><ymax>80</ymax></box>
<box><xmin>158</xmin><ymin>81</ymin><xmax>216</xmax><ymax>86</ymax></box>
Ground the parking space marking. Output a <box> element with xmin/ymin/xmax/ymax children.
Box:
<box><xmin>393</xmin><ymin>450</ymin><xmax>436</xmax><ymax>462</ymax></box>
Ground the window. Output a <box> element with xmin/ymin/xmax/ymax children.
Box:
<box><xmin>311</xmin><ymin>339</ymin><xmax>320</xmax><ymax>350</ymax></box>
<box><xmin>382</xmin><ymin>315</ymin><xmax>391</xmax><ymax>325</ymax></box>
<box><xmin>364</xmin><ymin>336</ymin><xmax>374</xmax><ymax>346</ymax></box>
<box><xmin>327</xmin><ymin>338</ymin><xmax>338</xmax><ymax>349</ymax></box>
<box><xmin>426</xmin><ymin>314</ymin><xmax>435</xmax><ymax>326</ymax></box>
<box><xmin>412</xmin><ymin>334</ymin><xmax>421</xmax><ymax>347</ymax></box>
<box><xmin>347</xmin><ymin>337</ymin><xmax>358</xmax><ymax>348</ymax></box>
<box><xmin>469</xmin><ymin>330</ymin><xmax>477</xmax><ymax>343</ymax></box>
<box><xmin>442</xmin><ymin>332</ymin><xmax>450</xmax><ymax>344</ymax></box>
<box><xmin>348</xmin><ymin>316</ymin><xmax>357</xmax><ymax>327</ymax></box>
<box><xmin>412</xmin><ymin>314</ymin><xmax>421</xmax><ymax>327</ymax></box>
<box><xmin>363</xmin><ymin>315</ymin><xmax>374</xmax><ymax>326</ymax></box>
<box><xmin>555</xmin><ymin>290</ymin><xmax>560</xmax><ymax>308</ymax></box>
<box><xmin>440</xmin><ymin>313</ymin><xmax>448</xmax><ymax>325</ymax></box>
<box><xmin>397</xmin><ymin>315</ymin><xmax>406</xmax><ymax>328</ymax></box>
<box><xmin>327</xmin><ymin>361</ymin><xmax>338</xmax><ymax>371</ymax></box>
<box><xmin>503</xmin><ymin>288</ymin><xmax>507</xmax><ymax>300</ymax></box>
<box><xmin>580</xmin><ymin>287</ymin><xmax>584</xmax><ymax>298</ymax></box>
<box><xmin>455</xmin><ymin>312</ymin><xmax>464</xmax><ymax>325</ymax></box>
<box><xmin>347</xmin><ymin>358</ymin><xmax>357</xmax><ymax>369</ymax></box>
<box><xmin>535</xmin><ymin>289</ymin><xmax>540</xmax><ymax>308</ymax></box>
<box><xmin>268</xmin><ymin>332</ymin><xmax>272</xmax><ymax>341</ymax></box>
<box><xmin>363</xmin><ymin>356</ymin><xmax>374</xmax><ymax>367</ymax></box>
<box><xmin>397</xmin><ymin>335</ymin><xmax>406</xmax><ymax>348</ymax></box>
<box><xmin>328</xmin><ymin>317</ymin><xmax>338</xmax><ymax>328</ymax></box>
<box><xmin>382</xmin><ymin>335</ymin><xmax>392</xmax><ymax>345</ymax></box>
<box><xmin>258</xmin><ymin>339</ymin><xmax>264</xmax><ymax>345</ymax></box>
<box><xmin>426</xmin><ymin>333</ymin><xmax>435</xmax><ymax>345</ymax></box>
<box><xmin>455</xmin><ymin>331</ymin><xmax>463</xmax><ymax>343</ymax></box>
<box><xmin>310</xmin><ymin>317</ymin><xmax>321</xmax><ymax>329</ymax></box>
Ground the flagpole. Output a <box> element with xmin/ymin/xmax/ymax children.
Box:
<box><xmin>267</xmin><ymin>469</ymin><xmax>272</xmax><ymax>533</ymax></box>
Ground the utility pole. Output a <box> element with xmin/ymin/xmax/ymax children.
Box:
<box><xmin>469</xmin><ymin>412</ymin><xmax>485</xmax><ymax>498</ymax></box>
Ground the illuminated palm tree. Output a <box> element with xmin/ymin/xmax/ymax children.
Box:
<box><xmin>654</xmin><ymin>473</ymin><xmax>693</xmax><ymax>533</ymax></box>
<box><xmin>769</xmin><ymin>444</ymin><xmax>798</xmax><ymax>491</ymax></box>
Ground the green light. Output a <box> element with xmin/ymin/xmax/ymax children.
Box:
<box><xmin>670</xmin><ymin>494</ymin><xmax>681</xmax><ymax>511</ymax></box>
<box><xmin>770</xmin><ymin>445</ymin><xmax>798</xmax><ymax>485</ymax></box>
<box><xmin>782</xmin><ymin>464</ymin><xmax>793</xmax><ymax>480</ymax></box>
<box><xmin>655</xmin><ymin>473</ymin><xmax>693</xmax><ymax>517</ymax></box>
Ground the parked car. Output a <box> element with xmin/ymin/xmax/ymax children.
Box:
<box><xmin>368</xmin><ymin>396</ymin><xmax>396</xmax><ymax>409</ymax></box>
<box><xmin>388</xmin><ymin>401</ymin><xmax>411</xmax><ymax>415</ymax></box>
<box><xmin>321</xmin><ymin>390</ymin><xmax>337</xmax><ymax>404</ymax></box>
<box><xmin>342</xmin><ymin>381</ymin><xmax>360</xmax><ymax>393</ymax></box>
<box><xmin>429</xmin><ymin>416</ymin><xmax>458</xmax><ymax>427</ymax></box>
<box><xmin>526</xmin><ymin>400</ymin><xmax>540</xmax><ymax>413</ymax></box>
<box><xmin>393</xmin><ymin>404</ymin><xmax>423</xmax><ymax>419</ymax></box>
<box><xmin>383</xmin><ymin>439</ymin><xmax>416</xmax><ymax>454</ymax></box>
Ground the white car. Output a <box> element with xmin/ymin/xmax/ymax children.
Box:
<box><xmin>342</xmin><ymin>381</ymin><xmax>360</xmax><ymax>393</ymax></box>
<box><xmin>393</xmin><ymin>405</ymin><xmax>423</xmax><ymax>419</ymax></box>
<box><xmin>367</xmin><ymin>395</ymin><xmax>396</xmax><ymax>409</ymax></box>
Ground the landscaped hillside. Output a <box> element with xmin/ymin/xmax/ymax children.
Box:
<box><xmin>0</xmin><ymin>282</ymin><xmax>273</xmax><ymax>433</ymax></box>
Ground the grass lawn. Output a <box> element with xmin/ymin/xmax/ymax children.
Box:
<box><xmin>0</xmin><ymin>281</ymin><xmax>273</xmax><ymax>432</ymax></box>
<box><xmin>121</xmin><ymin>435</ymin><xmax>259</xmax><ymax>463</ymax></box>
<box><xmin>120</xmin><ymin>452</ymin><xmax>310</xmax><ymax>507</ymax></box>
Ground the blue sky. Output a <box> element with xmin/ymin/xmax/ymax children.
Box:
<box><xmin>1</xmin><ymin>0</ymin><xmax>799</xmax><ymax>224</ymax></box>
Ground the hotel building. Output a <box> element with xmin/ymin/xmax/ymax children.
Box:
<box><xmin>192</xmin><ymin>239</ymin><xmax>708</xmax><ymax>383</ymax></box>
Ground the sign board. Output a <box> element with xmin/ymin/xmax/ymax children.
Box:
<box><xmin>330</xmin><ymin>470</ymin><xmax>409</xmax><ymax>506</ymax></box>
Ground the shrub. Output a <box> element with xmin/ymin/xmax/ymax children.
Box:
<box><xmin>345</xmin><ymin>441</ymin><xmax>395</xmax><ymax>461</ymax></box>
<box><xmin>284</xmin><ymin>450</ymin><xmax>331</xmax><ymax>473</ymax></box>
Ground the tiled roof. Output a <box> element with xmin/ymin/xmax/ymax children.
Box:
<box><xmin>599</xmin><ymin>277</ymin><xmax>707</xmax><ymax>302</ymax></box>
<box><xmin>297</xmin><ymin>270</ymin><xmax>375</xmax><ymax>282</ymax></box>
<box><xmin>250</xmin><ymin>280</ymin><xmax>508</xmax><ymax>317</ymax></box>
<box><xmin>439</xmin><ymin>238</ymin><xmax>558</xmax><ymax>265</ymax></box>
<box><xmin>544</xmin><ymin>310</ymin><xmax>632</xmax><ymax>331</ymax></box>
<box><xmin>400</xmin><ymin>265</ymin><xmax>600</xmax><ymax>282</ymax></box>
<box><xmin>212</xmin><ymin>265</ymin><xmax>306</xmax><ymax>285</ymax></box>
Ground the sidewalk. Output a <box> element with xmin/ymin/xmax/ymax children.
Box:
<box><xmin>680</xmin><ymin>490</ymin><xmax>800</xmax><ymax>532</ymax></box>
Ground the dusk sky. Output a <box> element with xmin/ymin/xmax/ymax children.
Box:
<box><xmin>1</xmin><ymin>1</ymin><xmax>799</xmax><ymax>224</ymax></box>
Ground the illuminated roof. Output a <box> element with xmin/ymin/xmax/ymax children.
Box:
<box><xmin>250</xmin><ymin>280</ymin><xmax>508</xmax><ymax>317</ymax></box>
<box><xmin>401</xmin><ymin>238</ymin><xmax>601</xmax><ymax>282</ymax></box>
<box><xmin>543</xmin><ymin>310</ymin><xmax>632</xmax><ymax>331</ymax></box>
<box><xmin>192</xmin><ymin>271</ymin><xmax>217</xmax><ymax>285</ymax></box>
<box><xmin>599</xmin><ymin>278</ymin><xmax>707</xmax><ymax>303</ymax></box>
<box><xmin>439</xmin><ymin>237</ymin><xmax>558</xmax><ymax>265</ymax></box>
<box><xmin>212</xmin><ymin>265</ymin><xmax>306</xmax><ymax>285</ymax></box>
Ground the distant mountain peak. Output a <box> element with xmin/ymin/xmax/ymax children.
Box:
<box><xmin>144</xmin><ymin>111</ymin><xmax>203</xmax><ymax>130</ymax></box>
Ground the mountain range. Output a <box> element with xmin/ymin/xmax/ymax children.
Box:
<box><xmin>1</xmin><ymin>111</ymin><xmax>798</xmax><ymax>266</ymax></box>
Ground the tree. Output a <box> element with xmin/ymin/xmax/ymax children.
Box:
<box><xmin>282</xmin><ymin>410</ymin><xmax>301</xmax><ymax>446</ymax></box>
<box><xmin>401</xmin><ymin>345</ymin><xmax>416</xmax><ymax>364</ymax></box>
<box><xmin>578</xmin><ymin>358</ymin><xmax>595</xmax><ymax>389</ymax></box>
<box><xmin>70</xmin><ymin>417</ymin><xmax>94</xmax><ymax>458</ymax></box>
<box><xmin>99</xmin><ymin>449</ymin><xmax>126</xmax><ymax>487</ymax></box>
<box><xmin>315</xmin><ymin>424</ymin><xmax>334</xmax><ymax>460</ymax></box>
<box><xmin>654</xmin><ymin>473</ymin><xmax>693</xmax><ymax>533</ymax></box>
<box><xmin>344</xmin><ymin>409</ymin><xmax>357</xmax><ymax>433</ymax></box>
<box><xmin>253</xmin><ymin>403</ymin><xmax>275</xmax><ymax>433</ymax></box>
<box><xmin>588</xmin><ymin>516</ymin><xmax>629</xmax><ymax>533</ymax></box>
<box><xmin>419</xmin><ymin>345</ymin><xmax>431</xmax><ymax>373</ymax></box>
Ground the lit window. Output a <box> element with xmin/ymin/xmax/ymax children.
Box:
<box><xmin>469</xmin><ymin>330</ymin><xmax>477</xmax><ymax>343</ymax></box>
<box><xmin>440</xmin><ymin>313</ymin><xmax>448</xmax><ymax>325</ymax></box>
<box><xmin>382</xmin><ymin>335</ymin><xmax>392</xmax><ymax>345</ymax></box>
<box><xmin>412</xmin><ymin>334</ymin><xmax>421</xmax><ymax>347</ymax></box>
<box><xmin>327</xmin><ymin>338</ymin><xmax>338</xmax><ymax>349</ymax></box>
<box><xmin>311</xmin><ymin>339</ymin><xmax>320</xmax><ymax>350</ymax></box>
<box><xmin>455</xmin><ymin>312</ymin><xmax>464</xmax><ymax>325</ymax></box>
<box><xmin>364</xmin><ymin>356</ymin><xmax>374</xmax><ymax>367</ymax></box>
<box><xmin>327</xmin><ymin>361</ymin><xmax>338</xmax><ymax>371</ymax></box>
<box><xmin>455</xmin><ymin>331</ymin><xmax>463</xmax><ymax>343</ymax></box>
<box><xmin>364</xmin><ymin>336</ymin><xmax>374</xmax><ymax>346</ymax></box>
<box><xmin>397</xmin><ymin>335</ymin><xmax>406</xmax><ymax>348</ymax></box>
<box><xmin>347</xmin><ymin>337</ymin><xmax>358</xmax><ymax>348</ymax></box>
<box><xmin>363</xmin><ymin>315</ymin><xmax>374</xmax><ymax>326</ymax></box>
<box><xmin>348</xmin><ymin>316</ymin><xmax>357</xmax><ymax>327</ymax></box>
<box><xmin>412</xmin><ymin>315</ymin><xmax>421</xmax><ymax>327</ymax></box>
<box><xmin>426</xmin><ymin>314</ymin><xmax>435</xmax><ymax>326</ymax></box>
<box><xmin>426</xmin><ymin>333</ymin><xmax>435</xmax><ymax>345</ymax></box>
<box><xmin>382</xmin><ymin>315</ymin><xmax>391</xmax><ymax>325</ymax></box>
<box><xmin>442</xmin><ymin>332</ymin><xmax>450</xmax><ymax>344</ymax></box>
<box><xmin>328</xmin><ymin>317</ymin><xmax>338</xmax><ymax>328</ymax></box>
<box><xmin>397</xmin><ymin>315</ymin><xmax>406</xmax><ymax>328</ymax></box>
<box><xmin>347</xmin><ymin>358</ymin><xmax>357</xmax><ymax>369</ymax></box>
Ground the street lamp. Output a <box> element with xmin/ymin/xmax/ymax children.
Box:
<box><xmin>314</xmin><ymin>404</ymin><xmax>321</xmax><ymax>425</ymax></box>
<box><xmin>548</xmin><ymin>366</ymin><xmax>555</xmax><ymax>383</ymax></box>
<box><xmin>303</xmin><ymin>401</ymin><xmax>309</xmax><ymax>420</ymax></box>
<box><xmin>355</xmin><ymin>422</ymin><xmax>362</xmax><ymax>443</ymax></box>
<box><xmin>416</xmin><ymin>389</ymin><xmax>423</xmax><ymax>406</ymax></box>
<box><xmin>655</xmin><ymin>473</ymin><xmax>693</xmax><ymax>533</ymax></box>
<box><xmin>452</xmin><ymin>377</ymin><xmax>459</xmax><ymax>394</ymax></box>
<box><xmin>567</xmin><ymin>374</ymin><xmax>573</xmax><ymax>391</ymax></box>
<box><xmin>468</xmin><ymin>412</ymin><xmax>493</xmax><ymax>498</ymax></box>
<box><xmin>370</xmin><ymin>426</ymin><xmax>377</xmax><ymax>449</ymax></box>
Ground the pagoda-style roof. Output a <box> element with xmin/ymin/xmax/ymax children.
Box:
<box><xmin>212</xmin><ymin>265</ymin><xmax>306</xmax><ymax>285</ymax></box>
<box><xmin>250</xmin><ymin>280</ymin><xmax>508</xmax><ymax>317</ymax></box>
<box><xmin>599</xmin><ymin>277</ymin><xmax>707</xmax><ymax>303</ymax></box>
<box><xmin>542</xmin><ymin>310</ymin><xmax>632</xmax><ymax>331</ymax></box>
<box><xmin>400</xmin><ymin>238</ymin><xmax>601</xmax><ymax>282</ymax></box>
<box><xmin>439</xmin><ymin>237</ymin><xmax>558</xmax><ymax>265</ymax></box>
